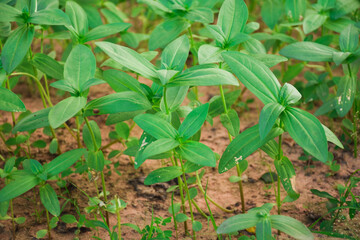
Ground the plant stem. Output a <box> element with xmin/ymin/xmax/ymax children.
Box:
<box><xmin>46</xmin><ymin>209</ymin><xmax>51</xmax><ymax>240</ymax></box>
<box><xmin>276</xmin><ymin>133</ymin><xmax>283</xmax><ymax>216</ymax></box>
<box><xmin>115</xmin><ymin>197</ymin><xmax>121</xmax><ymax>239</ymax></box>
<box><xmin>347</xmin><ymin>64</ymin><xmax>358</xmax><ymax>158</ymax></box>
<box><xmin>10</xmin><ymin>198</ymin><xmax>15</xmax><ymax>239</ymax></box>
<box><xmin>163</xmin><ymin>86</ymin><xmax>170</xmax><ymax>115</ymax></box>
<box><xmin>179</xmin><ymin>156</ymin><xmax>196</xmax><ymax>240</ymax></box>
<box><xmin>195</xmin><ymin>171</ymin><xmax>233</xmax><ymax>213</ymax></box>
<box><xmin>171</xmin><ymin>155</ymin><xmax>188</xmax><ymax>234</ymax></box>
<box><xmin>191</xmin><ymin>199</ymin><xmax>208</xmax><ymax>219</ymax></box>
<box><xmin>6</xmin><ymin>76</ymin><xmax>17</xmax><ymax>126</ymax></box>
<box><xmin>219</xmin><ymin>82</ymin><xmax>246</xmax><ymax>213</ymax></box>
<box><xmin>84</xmin><ymin>116</ymin><xmax>110</xmax><ymax>227</ymax></box>
<box><xmin>187</xmin><ymin>26</ymin><xmax>199</xmax><ymax>101</ymax></box>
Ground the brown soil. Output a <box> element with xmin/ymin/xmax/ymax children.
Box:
<box><xmin>0</xmin><ymin>73</ymin><xmax>359</xmax><ymax>240</ymax></box>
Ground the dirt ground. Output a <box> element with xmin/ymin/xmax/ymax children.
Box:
<box><xmin>0</xmin><ymin>73</ymin><xmax>359</xmax><ymax>240</ymax></box>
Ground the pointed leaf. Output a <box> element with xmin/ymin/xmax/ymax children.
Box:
<box><xmin>84</xmin><ymin>22</ymin><xmax>131</xmax><ymax>42</ymax></box>
<box><xmin>0</xmin><ymin>87</ymin><xmax>26</xmax><ymax>112</ymax></box>
<box><xmin>0</xmin><ymin>173</ymin><xmax>40</xmax><ymax>202</ymax></box>
<box><xmin>270</xmin><ymin>215</ymin><xmax>314</xmax><ymax>240</ymax></box>
<box><xmin>259</xmin><ymin>102</ymin><xmax>285</xmax><ymax>139</ymax></box>
<box><xmin>179</xmin><ymin>103</ymin><xmax>209</xmax><ymax>140</ymax></box>
<box><xmin>49</xmin><ymin>96</ymin><xmax>86</xmax><ymax>128</ymax></box>
<box><xmin>44</xmin><ymin>149</ymin><xmax>86</xmax><ymax>177</ymax></box>
<box><xmin>178</xmin><ymin>141</ymin><xmax>216</xmax><ymax>167</ymax></box>
<box><xmin>144</xmin><ymin>166</ymin><xmax>183</xmax><ymax>185</ymax></box>
<box><xmin>161</xmin><ymin>35</ymin><xmax>190</xmax><ymax>72</ymax></box>
<box><xmin>39</xmin><ymin>184</ymin><xmax>60</xmax><ymax>216</ymax></box>
<box><xmin>134</xmin><ymin>114</ymin><xmax>178</xmax><ymax>139</ymax></box>
<box><xmin>29</xmin><ymin>9</ymin><xmax>71</xmax><ymax>26</ymax></box>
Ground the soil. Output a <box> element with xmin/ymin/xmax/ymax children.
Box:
<box><xmin>0</xmin><ymin>69</ymin><xmax>359</xmax><ymax>240</ymax></box>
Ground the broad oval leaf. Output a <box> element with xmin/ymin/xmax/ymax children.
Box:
<box><xmin>49</xmin><ymin>96</ymin><xmax>87</xmax><ymax>128</ymax></box>
<box><xmin>270</xmin><ymin>215</ymin><xmax>314</xmax><ymax>240</ymax></box>
<box><xmin>85</xmin><ymin>92</ymin><xmax>152</xmax><ymax>115</ymax></box>
<box><xmin>87</xmin><ymin>150</ymin><xmax>105</xmax><ymax>172</ymax></box>
<box><xmin>161</xmin><ymin>35</ymin><xmax>190</xmax><ymax>72</ymax></box>
<box><xmin>0</xmin><ymin>172</ymin><xmax>41</xmax><ymax>202</ymax></box>
<box><xmin>0</xmin><ymin>87</ymin><xmax>26</xmax><ymax>112</ymax></box>
<box><xmin>339</xmin><ymin>24</ymin><xmax>359</xmax><ymax>53</ymax></box>
<box><xmin>96</xmin><ymin>41</ymin><xmax>158</xmax><ymax>81</ymax></box>
<box><xmin>103</xmin><ymin>70</ymin><xmax>145</xmax><ymax>95</ymax></box>
<box><xmin>65</xmin><ymin>1</ymin><xmax>88</xmax><ymax>36</ymax></box>
<box><xmin>303</xmin><ymin>13</ymin><xmax>327</xmax><ymax>34</ymax></box>
<box><xmin>84</xmin><ymin>22</ymin><xmax>131</xmax><ymax>42</ymax></box>
<box><xmin>217</xmin><ymin>212</ymin><xmax>259</xmax><ymax>234</ymax></box>
<box><xmin>1</xmin><ymin>25</ymin><xmax>35</xmax><ymax>74</ymax></box>
<box><xmin>259</xmin><ymin>102</ymin><xmax>285</xmax><ymax>140</ymax></box>
<box><xmin>137</xmin><ymin>138</ymin><xmax>180</xmax><ymax>167</ymax></box>
<box><xmin>222</xmin><ymin>51</ymin><xmax>281</xmax><ymax>104</ymax></box>
<box><xmin>217</xmin><ymin>0</ymin><xmax>248</xmax><ymax>41</ymax></box>
<box><xmin>168</xmin><ymin>67</ymin><xmax>239</xmax><ymax>87</ymax></box>
<box><xmin>39</xmin><ymin>184</ymin><xmax>60</xmax><ymax>217</ymax></box>
<box><xmin>285</xmin><ymin>0</ymin><xmax>306</xmax><ymax>22</ymax></box>
<box><xmin>32</xmin><ymin>53</ymin><xmax>64</xmax><ymax>80</ymax></box>
<box><xmin>144</xmin><ymin>166</ymin><xmax>183</xmax><ymax>185</ymax></box>
<box><xmin>178</xmin><ymin>141</ymin><xmax>216</xmax><ymax>167</ymax></box>
<box><xmin>179</xmin><ymin>103</ymin><xmax>209</xmax><ymax>140</ymax></box>
<box><xmin>281</xmin><ymin>107</ymin><xmax>328</xmax><ymax>163</ymax></box>
<box><xmin>29</xmin><ymin>9</ymin><xmax>71</xmax><ymax>26</ymax></box>
<box><xmin>261</xmin><ymin>0</ymin><xmax>283</xmax><ymax>29</ymax></box>
<box><xmin>279</xmin><ymin>42</ymin><xmax>339</xmax><ymax>62</ymax></box>
<box><xmin>335</xmin><ymin>75</ymin><xmax>356</xmax><ymax>117</ymax></box>
<box><xmin>275</xmin><ymin>157</ymin><xmax>300</xmax><ymax>202</ymax></box>
<box><xmin>44</xmin><ymin>148</ymin><xmax>86</xmax><ymax>177</ymax></box>
<box><xmin>279</xmin><ymin>83</ymin><xmax>302</xmax><ymax>105</ymax></box>
<box><xmin>13</xmin><ymin>108</ymin><xmax>50</xmax><ymax>133</ymax></box>
<box><xmin>149</xmin><ymin>18</ymin><xmax>190</xmax><ymax>50</ymax></box>
<box><xmin>219</xmin><ymin>125</ymin><xmax>283</xmax><ymax>173</ymax></box>
<box><xmin>220</xmin><ymin>109</ymin><xmax>240</xmax><ymax>137</ymax></box>
<box><xmin>134</xmin><ymin>114</ymin><xmax>178</xmax><ymax>139</ymax></box>
<box><xmin>83</xmin><ymin>120</ymin><xmax>101</xmax><ymax>151</ymax></box>
<box><xmin>0</xmin><ymin>3</ymin><xmax>22</xmax><ymax>22</ymax></box>
<box><xmin>64</xmin><ymin>44</ymin><xmax>96</xmax><ymax>91</ymax></box>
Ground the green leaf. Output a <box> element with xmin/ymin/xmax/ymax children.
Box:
<box><xmin>217</xmin><ymin>0</ymin><xmax>248</xmax><ymax>42</ymax></box>
<box><xmin>64</xmin><ymin>44</ymin><xmax>96</xmax><ymax>91</ymax></box>
<box><xmin>219</xmin><ymin>125</ymin><xmax>283</xmax><ymax>173</ymax></box>
<box><xmin>185</xmin><ymin>7</ymin><xmax>213</xmax><ymax>24</ymax></box>
<box><xmin>303</xmin><ymin>13</ymin><xmax>327</xmax><ymax>34</ymax></box>
<box><xmin>103</xmin><ymin>70</ymin><xmax>144</xmax><ymax>95</ymax></box>
<box><xmin>339</xmin><ymin>24</ymin><xmax>359</xmax><ymax>52</ymax></box>
<box><xmin>137</xmin><ymin>138</ymin><xmax>179</xmax><ymax>166</ymax></box>
<box><xmin>87</xmin><ymin>150</ymin><xmax>105</xmax><ymax>172</ymax></box>
<box><xmin>61</xmin><ymin>214</ymin><xmax>77</xmax><ymax>224</ymax></box>
<box><xmin>149</xmin><ymin>19</ymin><xmax>190</xmax><ymax>50</ymax></box>
<box><xmin>179</xmin><ymin>103</ymin><xmax>209</xmax><ymax>140</ymax></box>
<box><xmin>96</xmin><ymin>42</ymin><xmax>158</xmax><ymax>81</ymax></box>
<box><xmin>222</xmin><ymin>51</ymin><xmax>281</xmax><ymax>105</ymax></box>
<box><xmin>161</xmin><ymin>86</ymin><xmax>189</xmax><ymax>112</ymax></box>
<box><xmin>310</xmin><ymin>189</ymin><xmax>337</xmax><ymax>201</ymax></box>
<box><xmin>84</xmin><ymin>22</ymin><xmax>131</xmax><ymax>42</ymax></box>
<box><xmin>85</xmin><ymin>92</ymin><xmax>151</xmax><ymax>115</ymax></box>
<box><xmin>209</xmin><ymin>90</ymin><xmax>241</xmax><ymax>117</ymax></box>
<box><xmin>134</xmin><ymin>114</ymin><xmax>178</xmax><ymax>139</ymax></box>
<box><xmin>13</xmin><ymin>108</ymin><xmax>50</xmax><ymax>133</ymax></box>
<box><xmin>0</xmin><ymin>87</ymin><xmax>26</xmax><ymax>112</ymax></box>
<box><xmin>322</xmin><ymin>125</ymin><xmax>344</xmax><ymax>149</ymax></box>
<box><xmin>192</xmin><ymin>220</ymin><xmax>203</xmax><ymax>232</ymax></box>
<box><xmin>168</xmin><ymin>67</ymin><xmax>239</xmax><ymax>87</ymax></box>
<box><xmin>161</xmin><ymin>35</ymin><xmax>190</xmax><ymax>72</ymax></box>
<box><xmin>259</xmin><ymin>102</ymin><xmax>285</xmax><ymax>140</ymax></box>
<box><xmin>330</xmin><ymin>0</ymin><xmax>360</xmax><ymax>20</ymax></box>
<box><xmin>198</xmin><ymin>45</ymin><xmax>224</xmax><ymax>64</ymax></box>
<box><xmin>220</xmin><ymin>109</ymin><xmax>240</xmax><ymax>137</ymax></box>
<box><xmin>285</xmin><ymin>0</ymin><xmax>306</xmax><ymax>22</ymax></box>
<box><xmin>256</xmin><ymin>217</ymin><xmax>272</xmax><ymax>239</ymax></box>
<box><xmin>14</xmin><ymin>217</ymin><xmax>26</xmax><ymax>224</ymax></box>
<box><xmin>1</xmin><ymin>25</ymin><xmax>34</xmax><ymax>74</ymax></box>
<box><xmin>270</xmin><ymin>215</ymin><xmax>314</xmax><ymax>240</ymax></box>
<box><xmin>32</xmin><ymin>53</ymin><xmax>64</xmax><ymax>80</ymax></box>
<box><xmin>36</xmin><ymin>229</ymin><xmax>48</xmax><ymax>239</ymax></box>
<box><xmin>0</xmin><ymin>3</ymin><xmax>21</xmax><ymax>22</ymax></box>
<box><xmin>44</xmin><ymin>149</ymin><xmax>86</xmax><ymax>178</ymax></box>
<box><xmin>279</xmin><ymin>83</ymin><xmax>302</xmax><ymax>105</ymax></box>
<box><xmin>261</xmin><ymin>0</ymin><xmax>283</xmax><ymax>29</ymax></box>
<box><xmin>144</xmin><ymin>166</ymin><xmax>183</xmax><ymax>185</ymax></box>
<box><xmin>251</xmin><ymin>53</ymin><xmax>288</xmax><ymax>68</ymax></box>
<box><xmin>65</xmin><ymin>1</ymin><xmax>88</xmax><ymax>36</ymax></box>
<box><xmin>274</xmin><ymin>157</ymin><xmax>300</xmax><ymax>202</ymax></box>
<box><xmin>217</xmin><ymin>212</ymin><xmax>259</xmax><ymax>234</ymax></box>
<box><xmin>29</xmin><ymin>9</ymin><xmax>71</xmax><ymax>26</ymax></box>
<box><xmin>49</xmin><ymin>96</ymin><xmax>86</xmax><ymax>128</ymax></box>
<box><xmin>40</xmin><ymin>184</ymin><xmax>60</xmax><ymax>217</ymax></box>
<box><xmin>32</xmin><ymin>140</ymin><xmax>47</xmax><ymax>148</ymax></box>
<box><xmin>175</xmin><ymin>213</ymin><xmax>189</xmax><ymax>222</ymax></box>
<box><xmin>0</xmin><ymin>173</ymin><xmax>40</xmax><ymax>202</ymax></box>
<box><xmin>178</xmin><ymin>141</ymin><xmax>216</xmax><ymax>167</ymax></box>
<box><xmin>83</xmin><ymin>120</ymin><xmax>101</xmax><ymax>151</ymax></box>
<box><xmin>281</xmin><ymin>107</ymin><xmax>328</xmax><ymax>163</ymax></box>
<box><xmin>279</xmin><ymin>42</ymin><xmax>339</xmax><ymax>62</ymax></box>
<box><xmin>49</xmin><ymin>138</ymin><xmax>58</xmax><ymax>154</ymax></box>
<box><xmin>335</xmin><ymin>75</ymin><xmax>356</xmax><ymax>117</ymax></box>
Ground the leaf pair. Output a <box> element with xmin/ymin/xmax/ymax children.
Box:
<box><xmin>96</xmin><ymin>38</ymin><xmax>239</xmax><ymax>89</ymax></box>
<box><xmin>134</xmin><ymin>103</ymin><xmax>215</xmax><ymax>172</ymax></box>
<box><xmin>217</xmin><ymin>204</ymin><xmax>314</xmax><ymax>240</ymax></box>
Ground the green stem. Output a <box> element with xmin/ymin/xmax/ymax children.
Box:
<box><xmin>46</xmin><ymin>209</ymin><xmax>51</xmax><ymax>240</ymax></box>
<box><xmin>191</xmin><ymin>199</ymin><xmax>208</xmax><ymax>219</ymax></box>
<box><xmin>6</xmin><ymin>76</ymin><xmax>16</xmax><ymax>126</ymax></box>
<box><xmin>84</xmin><ymin>116</ymin><xmax>110</xmax><ymax>227</ymax></box>
<box><xmin>347</xmin><ymin>64</ymin><xmax>358</xmax><ymax>158</ymax></box>
<box><xmin>179</xmin><ymin>156</ymin><xmax>196</xmax><ymax>240</ymax></box>
<box><xmin>163</xmin><ymin>86</ymin><xmax>169</xmax><ymax>115</ymax></box>
<box><xmin>277</xmin><ymin>133</ymin><xmax>283</xmax><ymax>216</ymax></box>
<box><xmin>326</xmin><ymin>62</ymin><xmax>333</xmax><ymax>79</ymax></box>
<box><xmin>10</xmin><ymin>198</ymin><xmax>15</xmax><ymax>239</ymax></box>
<box><xmin>115</xmin><ymin>197</ymin><xmax>121</xmax><ymax>239</ymax></box>
<box><xmin>171</xmin><ymin>155</ymin><xmax>188</xmax><ymax>234</ymax></box>
<box><xmin>195</xmin><ymin>171</ymin><xmax>233</xmax><ymax>213</ymax></box>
